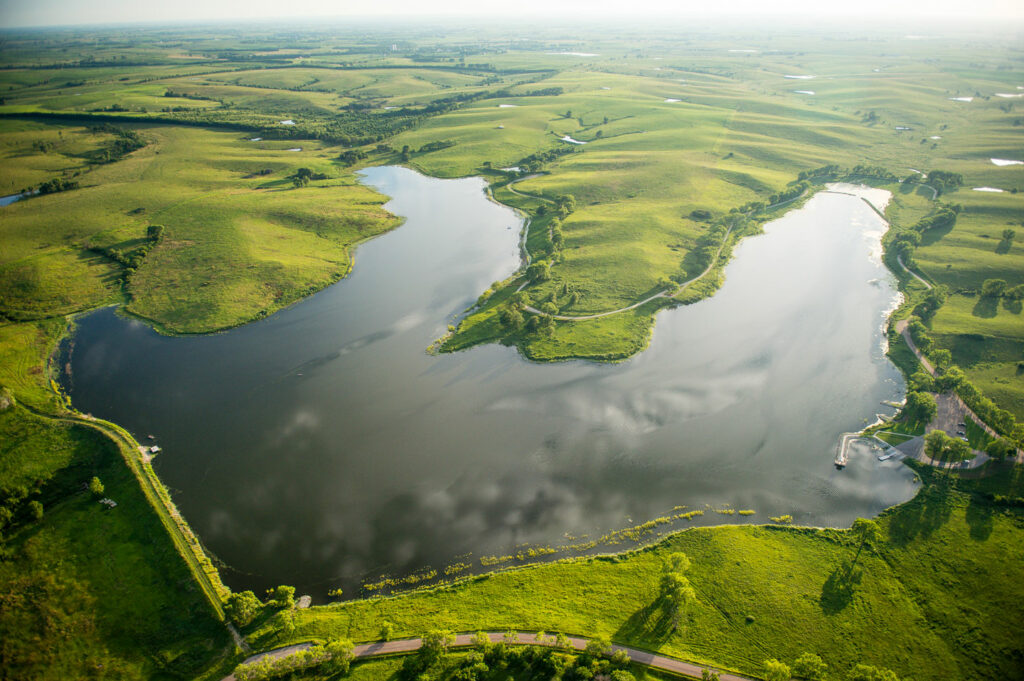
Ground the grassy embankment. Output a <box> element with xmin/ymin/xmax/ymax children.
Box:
<box><xmin>237</xmin><ymin>463</ymin><xmax>1024</xmax><ymax>681</ymax></box>
<box><xmin>0</xmin><ymin>401</ymin><xmax>230</xmax><ymax>680</ymax></box>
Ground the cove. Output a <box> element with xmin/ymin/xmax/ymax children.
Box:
<box><xmin>63</xmin><ymin>168</ymin><xmax>916</xmax><ymax>599</ymax></box>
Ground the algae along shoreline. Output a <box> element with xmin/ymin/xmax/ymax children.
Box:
<box><xmin>63</xmin><ymin>169</ymin><xmax>917</xmax><ymax>602</ymax></box>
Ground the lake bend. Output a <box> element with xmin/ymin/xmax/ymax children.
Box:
<box><xmin>63</xmin><ymin>167</ymin><xmax>917</xmax><ymax>599</ymax></box>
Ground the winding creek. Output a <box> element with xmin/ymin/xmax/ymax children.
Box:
<box><xmin>63</xmin><ymin>167</ymin><xmax>917</xmax><ymax>599</ymax></box>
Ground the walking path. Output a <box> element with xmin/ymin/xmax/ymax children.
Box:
<box><xmin>225</xmin><ymin>631</ymin><xmax>754</xmax><ymax>681</ymax></box>
<box><xmin>896</xmin><ymin>254</ymin><xmax>932</xmax><ymax>289</ymax></box>
<box><xmin>522</xmin><ymin>221</ymin><xmax>736</xmax><ymax>321</ymax></box>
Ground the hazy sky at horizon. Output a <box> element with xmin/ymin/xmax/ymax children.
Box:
<box><xmin>2</xmin><ymin>0</ymin><xmax>1022</xmax><ymax>29</ymax></box>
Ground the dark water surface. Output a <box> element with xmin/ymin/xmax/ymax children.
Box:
<box><xmin>65</xmin><ymin>168</ymin><xmax>916</xmax><ymax>599</ymax></box>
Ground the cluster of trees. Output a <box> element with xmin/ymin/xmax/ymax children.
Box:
<box><xmin>224</xmin><ymin>584</ymin><xmax>296</xmax><ymax>628</ymax></box>
<box><xmin>497</xmin><ymin>289</ymin><xmax>555</xmax><ymax>337</ymax></box>
<box><xmin>924</xmin><ymin>170</ymin><xmax>963</xmax><ymax>195</ymax></box>
<box><xmin>338</xmin><ymin>149</ymin><xmax>367</xmax><ymax>166</ymax></box>
<box><xmin>89</xmin><ymin>224</ymin><xmax>166</xmax><ymax>276</ymax></box>
<box><xmin>417</xmin><ymin>140</ymin><xmax>457</xmax><ymax>154</ymax></box>
<box><xmin>846</xmin><ymin>165</ymin><xmax>899</xmax><ymax>183</ymax></box>
<box><xmin>911</xmin><ymin>205</ymin><xmax>960</xmax><ymax>234</ymax></box>
<box><xmin>291</xmin><ymin>167</ymin><xmax>327</xmax><ymax>187</ymax></box>
<box><xmin>89</xmin><ymin>124</ymin><xmax>146</xmax><ymax>163</ymax></box>
<box><xmin>924</xmin><ymin>430</ymin><xmax>972</xmax><ymax>462</ymax></box>
<box><xmin>796</xmin><ymin>164</ymin><xmax>841</xmax><ymax>181</ymax></box>
<box><xmin>398</xmin><ymin>630</ymin><xmax>636</xmax><ymax>681</ymax></box>
<box><xmin>687</xmin><ymin>220</ymin><xmax>730</xmax><ymax>273</ymax></box>
<box><xmin>233</xmin><ymin>638</ymin><xmax>354</xmax><ymax>681</ymax></box>
<box><xmin>980</xmin><ymin>278</ymin><xmax>1024</xmax><ymax>299</ymax></box>
<box><xmin>767</xmin><ymin>180</ymin><xmax>809</xmax><ymax>206</ymax></box>
<box><xmin>512</xmin><ymin>145</ymin><xmax>581</xmax><ymax>175</ymax></box>
<box><xmin>912</xmin><ymin>286</ymin><xmax>947</xmax><ymax>320</ymax></box>
<box><xmin>494</xmin><ymin>86</ymin><xmax>564</xmax><ymax>98</ymax></box>
<box><xmin>904</xmin><ymin>316</ymin><xmax>1024</xmax><ymax>444</ymax></box>
<box><xmin>36</xmin><ymin>177</ymin><xmax>79</xmax><ymax>195</ymax></box>
<box><xmin>660</xmin><ymin>552</ymin><xmax>696</xmax><ymax>630</ymax></box>
<box><xmin>764</xmin><ymin>654</ymin><xmax>901</xmax><ymax>681</ymax></box>
<box><xmin>900</xmin><ymin>390</ymin><xmax>937</xmax><ymax>424</ymax></box>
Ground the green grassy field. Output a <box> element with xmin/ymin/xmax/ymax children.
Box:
<box><xmin>1</xmin><ymin>22</ymin><xmax>1022</xmax><ymax>681</ymax></box>
<box><xmin>236</xmin><ymin>464</ymin><xmax>1024</xmax><ymax>681</ymax></box>
<box><xmin>0</xmin><ymin>403</ymin><xmax>229</xmax><ymax>680</ymax></box>
<box><xmin>0</xmin><ymin>120</ymin><xmax>400</xmax><ymax>331</ymax></box>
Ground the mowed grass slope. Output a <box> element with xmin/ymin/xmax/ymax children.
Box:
<box><xmin>244</xmin><ymin>467</ymin><xmax>1024</xmax><ymax>681</ymax></box>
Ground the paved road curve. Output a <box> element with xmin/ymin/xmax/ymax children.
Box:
<box><xmin>226</xmin><ymin>631</ymin><xmax>754</xmax><ymax>681</ymax></box>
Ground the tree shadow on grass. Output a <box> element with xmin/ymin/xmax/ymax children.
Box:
<box><xmin>965</xmin><ymin>496</ymin><xmax>995</xmax><ymax>542</ymax></box>
<box><xmin>614</xmin><ymin>599</ymin><xmax>676</xmax><ymax>650</ymax></box>
<box><xmin>886</xmin><ymin>478</ymin><xmax>956</xmax><ymax>547</ymax></box>
<box><xmin>1003</xmin><ymin>298</ymin><xmax>1022</xmax><ymax>315</ymax></box>
<box><xmin>820</xmin><ymin>561</ymin><xmax>863</xmax><ymax>615</ymax></box>
<box><xmin>972</xmin><ymin>296</ymin><xmax>999</xmax><ymax>319</ymax></box>
<box><xmin>919</xmin><ymin>221</ymin><xmax>956</xmax><ymax>248</ymax></box>
<box><xmin>995</xmin><ymin>238</ymin><xmax>1012</xmax><ymax>255</ymax></box>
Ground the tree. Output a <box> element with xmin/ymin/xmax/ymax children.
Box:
<box><xmin>324</xmin><ymin>638</ymin><xmax>355</xmax><ymax>674</ymax></box>
<box><xmin>925</xmin><ymin>430</ymin><xmax>953</xmax><ymax>459</ymax></box>
<box><xmin>472</xmin><ymin>630</ymin><xmax>492</xmax><ymax>650</ymax></box>
<box><xmin>537</xmin><ymin>315</ymin><xmax>555</xmax><ymax>336</ymax></box>
<box><xmin>702</xmin><ymin>671</ymin><xmax>722</xmax><ymax>681</ymax></box>
<box><xmin>909</xmin><ymin>371</ymin><xmax>935</xmax><ymax>392</ymax></box>
<box><xmin>583</xmin><ymin>635</ymin><xmax>611</xmax><ymax>659</ymax></box>
<box><xmin>146</xmin><ymin>224</ymin><xmax>165</xmax><ymax>240</ymax></box>
<box><xmin>88</xmin><ymin>476</ymin><xmax>104</xmax><ymax>496</ymax></box>
<box><xmin>381</xmin><ymin>621</ymin><xmax>395</xmax><ymax>641</ymax></box>
<box><xmin>270</xmin><ymin>584</ymin><xmax>295</xmax><ymax>609</ymax></box>
<box><xmin>29</xmin><ymin>500</ymin><xmax>43</xmax><ymax>521</ymax></box>
<box><xmin>226</xmin><ymin>590</ymin><xmax>262</xmax><ymax>627</ymax></box>
<box><xmin>609</xmin><ymin>672</ymin><xmax>635</xmax><ymax>681</ymax></box>
<box><xmin>764</xmin><ymin>658</ymin><xmax>791</xmax><ymax>681</ymax></box>
<box><xmin>907</xmin><ymin>320</ymin><xmax>932</xmax><ymax>351</ymax></box>
<box><xmin>610</xmin><ymin>649</ymin><xmax>630</xmax><ymax>667</ymax></box>
<box><xmin>660</xmin><ymin>551</ymin><xmax>696</xmax><ymax>629</ymax></box>
<box><xmin>527</xmin><ymin>261</ymin><xmax>551</xmax><ymax>282</ymax></box>
<box><xmin>847</xmin><ymin>664</ymin><xmax>900</xmax><ymax>681</ymax></box>
<box><xmin>541</xmin><ymin>302</ymin><xmax>558</xmax><ymax>315</ymax></box>
<box><xmin>981</xmin><ymin>278</ymin><xmax>1007</xmax><ymax>298</ymax></box>
<box><xmin>901</xmin><ymin>391</ymin><xmax>936</xmax><ymax>423</ymax></box>
<box><xmin>555</xmin><ymin>632</ymin><xmax>572</xmax><ymax>651</ymax></box>
<box><xmin>420</xmin><ymin>629</ymin><xmax>455</xmax><ymax>662</ymax></box>
<box><xmin>851</xmin><ymin>518</ymin><xmax>881</xmax><ymax>564</ymax></box>
<box><xmin>947</xmin><ymin>437</ymin><xmax>971</xmax><ymax>460</ymax></box>
<box><xmin>986</xmin><ymin>437</ymin><xmax>1017</xmax><ymax>461</ymax></box>
<box><xmin>1001</xmin><ymin>228</ymin><xmax>1016</xmax><ymax>242</ymax></box>
<box><xmin>498</xmin><ymin>306</ymin><xmax>524</xmax><ymax>331</ymax></box>
<box><xmin>792</xmin><ymin>652</ymin><xmax>828</xmax><ymax>680</ymax></box>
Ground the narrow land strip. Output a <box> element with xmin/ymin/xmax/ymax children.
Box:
<box><xmin>226</xmin><ymin>631</ymin><xmax>754</xmax><ymax>681</ymax></box>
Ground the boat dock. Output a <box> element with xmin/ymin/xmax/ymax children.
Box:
<box><xmin>835</xmin><ymin>432</ymin><xmax>859</xmax><ymax>468</ymax></box>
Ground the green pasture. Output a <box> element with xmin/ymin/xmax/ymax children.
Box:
<box><xmin>0</xmin><ymin>122</ymin><xmax>399</xmax><ymax>332</ymax></box>
<box><xmin>0</xmin><ymin>405</ymin><xmax>228</xmax><ymax>680</ymax></box>
<box><xmin>239</xmin><ymin>466</ymin><xmax>1024</xmax><ymax>681</ymax></box>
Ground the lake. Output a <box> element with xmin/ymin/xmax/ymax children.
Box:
<box><xmin>63</xmin><ymin>167</ymin><xmax>916</xmax><ymax>599</ymax></box>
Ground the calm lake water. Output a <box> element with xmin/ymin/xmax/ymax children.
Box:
<box><xmin>64</xmin><ymin>168</ymin><xmax>916</xmax><ymax>599</ymax></box>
